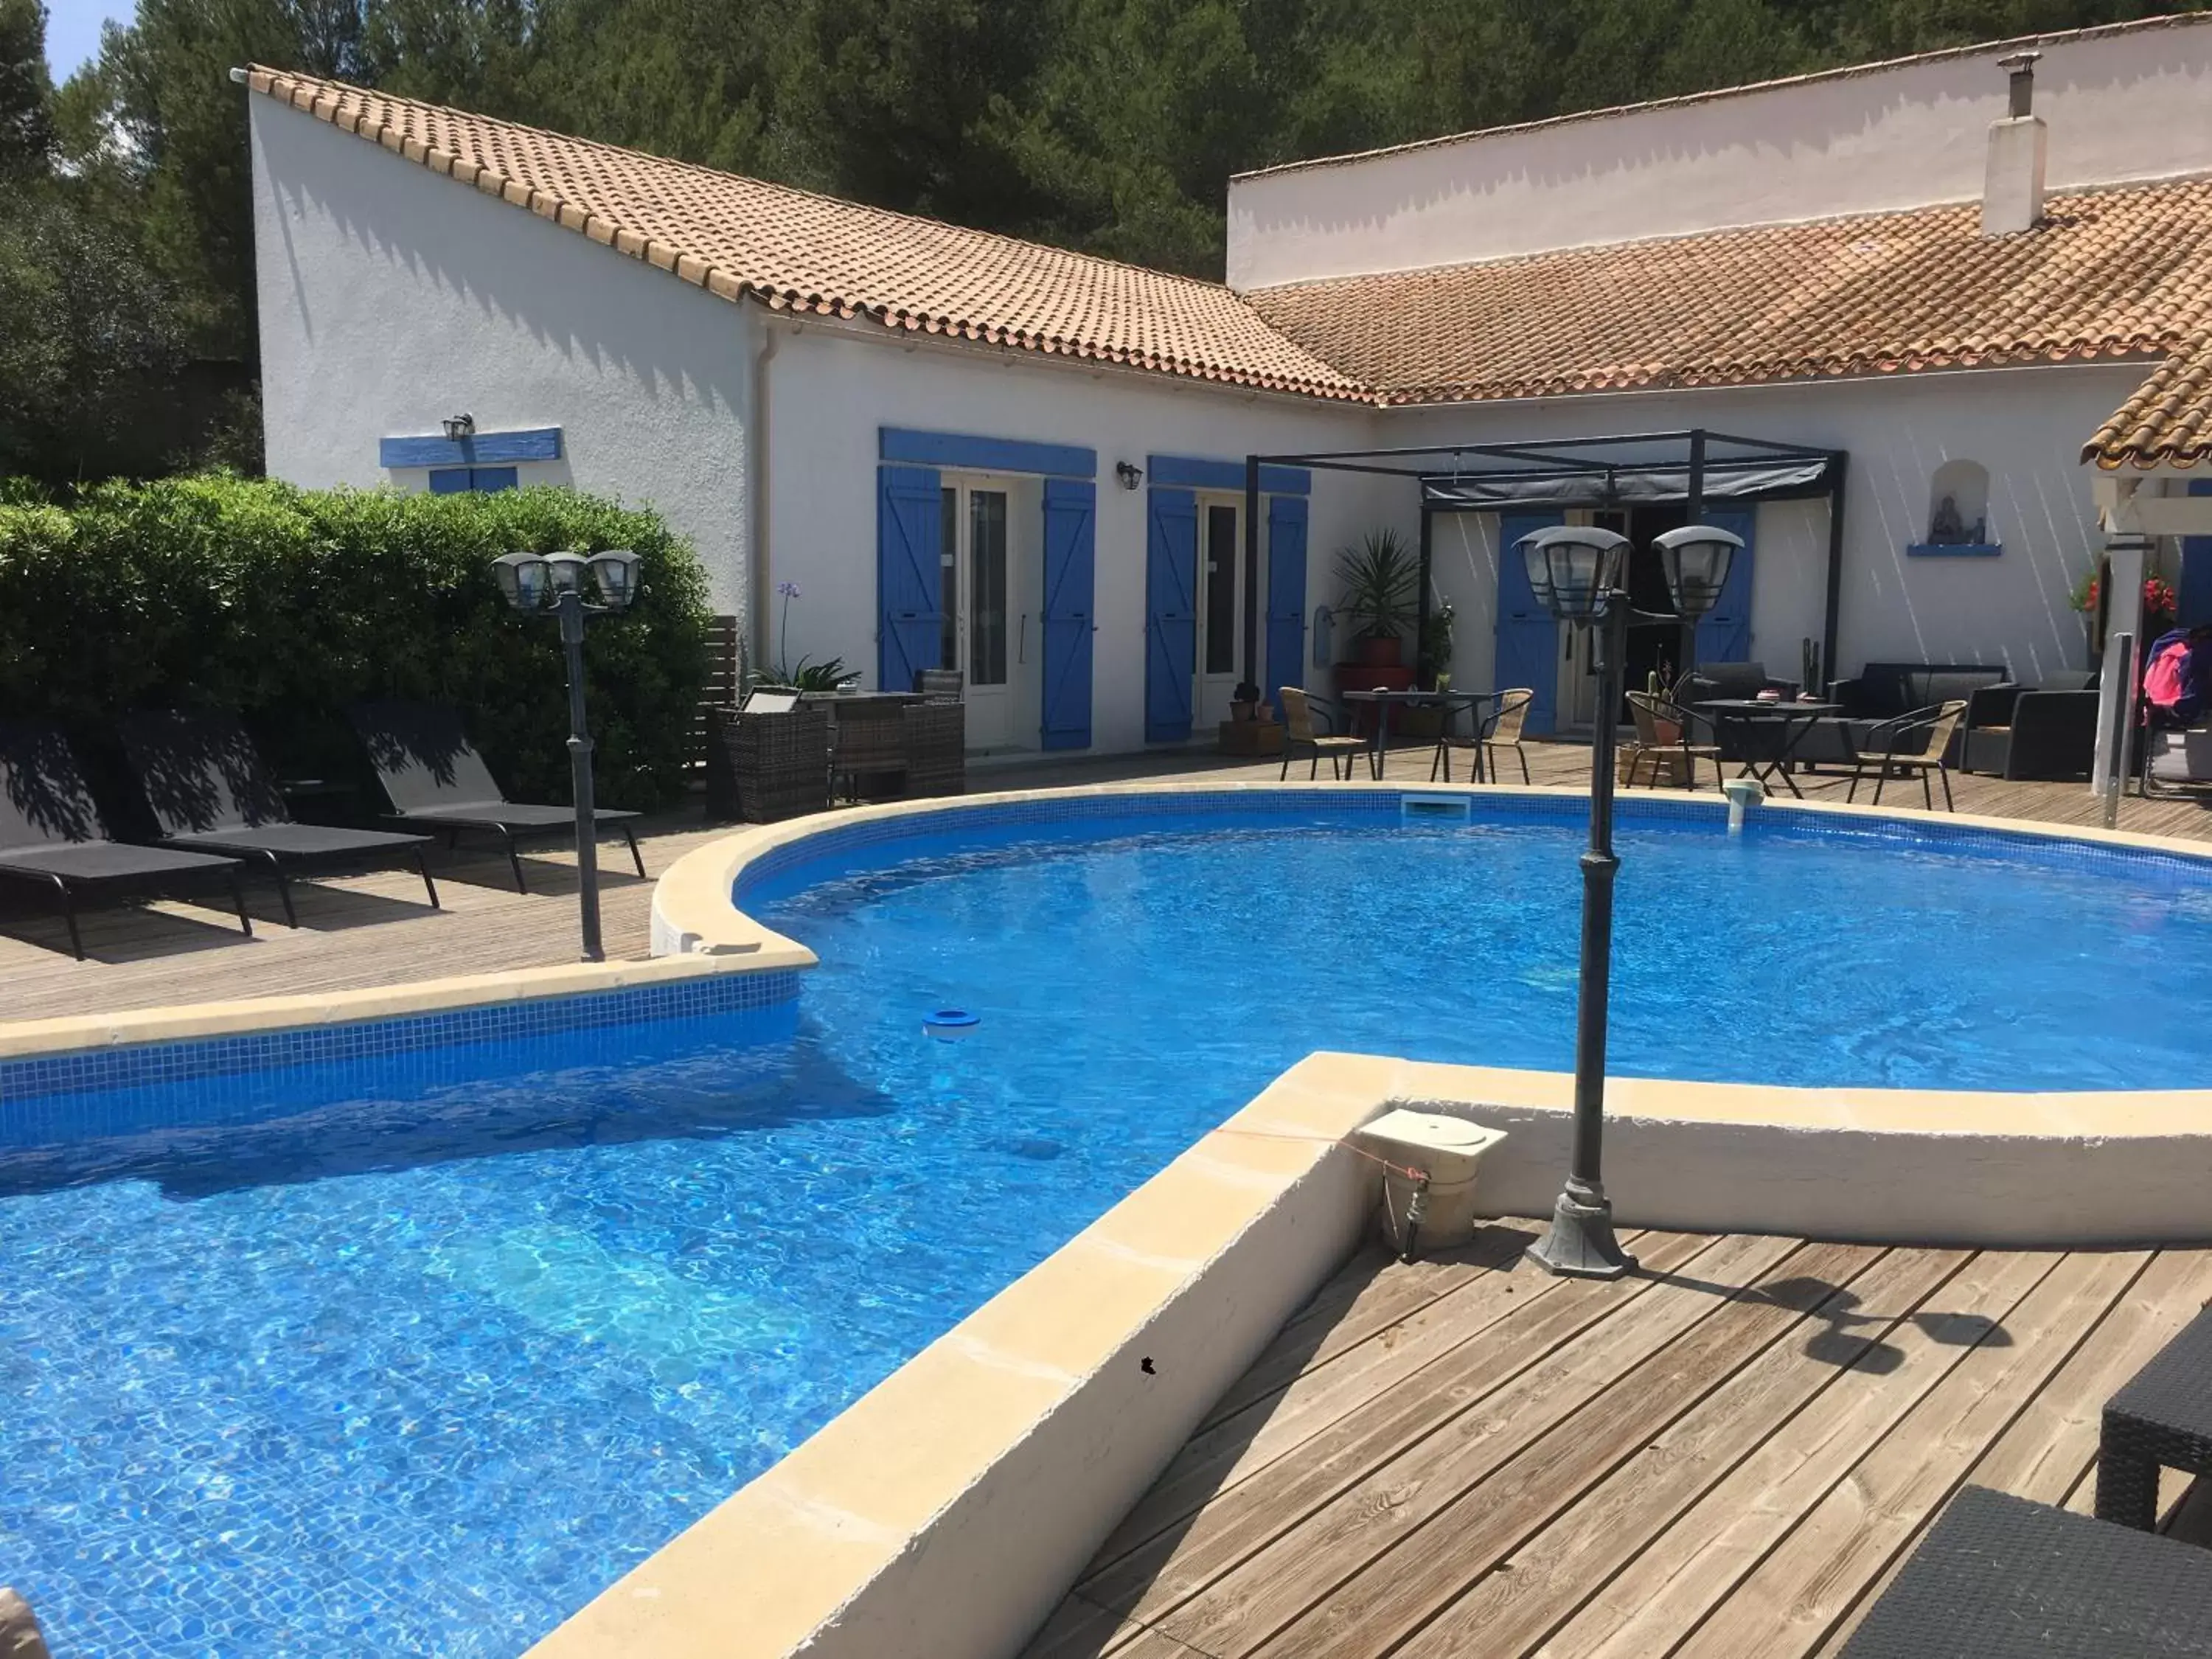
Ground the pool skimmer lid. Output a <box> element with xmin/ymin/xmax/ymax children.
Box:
<box><xmin>923</xmin><ymin>1008</ymin><xmax>981</xmax><ymax>1041</ymax></box>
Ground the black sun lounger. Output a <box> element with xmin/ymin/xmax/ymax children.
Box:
<box><xmin>0</xmin><ymin>720</ymin><xmax>252</xmax><ymax>958</ymax></box>
<box><xmin>348</xmin><ymin>700</ymin><xmax>644</xmax><ymax>893</ymax></box>
<box><xmin>119</xmin><ymin>710</ymin><xmax>439</xmax><ymax>927</ymax></box>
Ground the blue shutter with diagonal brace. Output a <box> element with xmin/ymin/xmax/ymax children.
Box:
<box><xmin>1495</xmin><ymin>511</ymin><xmax>1564</xmax><ymax>736</ymax></box>
<box><xmin>1696</xmin><ymin>507</ymin><xmax>1757</xmax><ymax>666</ymax></box>
<box><xmin>1145</xmin><ymin>488</ymin><xmax>1199</xmax><ymax>742</ymax></box>
<box><xmin>877</xmin><ymin>465</ymin><xmax>944</xmax><ymax>694</ymax></box>
<box><xmin>1040</xmin><ymin>479</ymin><xmax>1096</xmax><ymax>749</ymax></box>
<box><xmin>1265</xmin><ymin>495</ymin><xmax>1308</xmax><ymax>719</ymax></box>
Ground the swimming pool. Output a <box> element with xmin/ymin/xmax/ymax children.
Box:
<box><xmin>5</xmin><ymin>789</ymin><xmax>2211</xmax><ymax>1655</ymax></box>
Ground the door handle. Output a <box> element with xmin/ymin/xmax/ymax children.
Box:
<box><xmin>1019</xmin><ymin>614</ymin><xmax>1027</xmax><ymax>665</ymax></box>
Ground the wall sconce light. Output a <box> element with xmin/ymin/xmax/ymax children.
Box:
<box><xmin>1116</xmin><ymin>461</ymin><xmax>1143</xmax><ymax>491</ymax></box>
<box><xmin>442</xmin><ymin>412</ymin><xmax>476</xmax><ymax>442</ymax></box>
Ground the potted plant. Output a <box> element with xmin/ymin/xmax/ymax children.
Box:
<box><xmin>1334</xmin><ymin>530</ymin><xmax>1418</xmax><ymax>669</ymax></box>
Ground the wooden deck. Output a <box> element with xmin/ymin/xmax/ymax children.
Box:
<box><xmin>4</xmin><ymin>737</ymin><xmax>2209</xmax><ymax>1022</ymax></box>
<box><xmin>1022</xmin><ymin>1224</ymin><xmax>2212</xmax><ymax>1659</ymax></box>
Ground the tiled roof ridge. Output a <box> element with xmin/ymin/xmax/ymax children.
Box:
<box><xmin>243</xmin><ymin>66</ymin><xmax>1367</xmax><ymax>402</ymax></box>
<box><xmin>1233</xmin><ymin>11</ymin><xmax>2212</xmax><ymax>184</ymax></box>
<box><xmin>246</xmin><ymin>66</ymin><xmax>1252</xmax><ymax>305</ymax></box>
<box><xmin>1249</xmin><ymin>173</ymin><xmax>2212</xmax><ymax>298</ymax></box>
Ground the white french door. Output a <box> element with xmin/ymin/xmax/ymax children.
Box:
<box><xmin>1195</xmin><ymin>496</ymin><xmax>1246</xmax><ymax>728</ymax></box>
<box><xmin>937</xmin><ymin>479</ymin><xmax>1023</xmax><ymax>750</ymax></box>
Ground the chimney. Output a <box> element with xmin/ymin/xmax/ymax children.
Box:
<box><xmin>1981</xmin><ymin>50</ymin><xmax>2047</xmax><ymax>235</ymax></box>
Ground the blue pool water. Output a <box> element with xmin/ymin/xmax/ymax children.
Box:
<box><xmin>4</xmin><ymin>796</ymin><xmax>2211</xmax><ymax>1655</ymax></box>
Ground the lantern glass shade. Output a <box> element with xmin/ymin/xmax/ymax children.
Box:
<box><xmin>491</xmin><ymin>551</ymin><xmax>549</xmax><ymax>612</ymax></box>
<box><xmin>1653</xmin><ymin>525</ymin><xmax>1743</xmax><ymax>622</ymax></box>
<box><xmin>1517</xmin><ymin>526</ymin><xmax>1630</xmax><ymax>623</ymax></box>
<box><xmin>542</xmin><ymin>551</ymin><xmax>590</xmax><ymax>597</ymax></box>
<box><xmin>588</xmin><ymin>549</ymin><xmax>641</xmax><ymax>611</ymax></box>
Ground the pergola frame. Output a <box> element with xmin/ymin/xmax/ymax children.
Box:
<box><xmin>1240</xmin><ymin>428</ymin><xmax>1848</xmax><ymax>694</ymax></box>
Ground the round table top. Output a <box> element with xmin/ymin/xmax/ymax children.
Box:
<box><xmin>1339</xmin><ymin>688</ymin><xmax>1495</xmax><ymax>703</ymax></box>
<box><xmin>1697</xmin><ymin>698</ymin><xmax>1842</xmax><ymax>714</ymax></box>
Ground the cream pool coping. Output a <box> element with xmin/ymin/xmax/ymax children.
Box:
<box><xmin>0</xmin><ymin>945</ymin><xmax>815</xmax><ymax>1065</ymax></box>
<box><xmin>526</xmin><ymin>1051</ymin><xmax>1387</xmax><ymax>1659</ymax></box>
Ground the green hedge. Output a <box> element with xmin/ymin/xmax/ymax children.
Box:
<box><xmin>0</xmin><ymin>476</ymin><xmax>714</xmax><ymax>812</ymax></box>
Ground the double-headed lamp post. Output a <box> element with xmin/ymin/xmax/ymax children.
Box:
<box><xmin>1514</xmin><ymin>521</ymin><xmax>1743</xmax><ymax>1279</ymax></box>
<box><xmin>490</xmin><ymin>548</ymin><xmax>643</xmax><ymax>963</ymax></box>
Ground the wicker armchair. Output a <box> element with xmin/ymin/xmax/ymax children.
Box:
<box><xmin>902</xmin><ymin>701</ymin><xmax>966</xmax><ymax>797</ymax></box>
<box><xmin>704</xmin><ymin>704</ymin><xmax>831</xmax><ymax>823</ymax></box>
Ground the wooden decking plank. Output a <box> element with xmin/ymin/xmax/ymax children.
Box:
<box><xmin>1194</xmin><ymin>1222</ymin><xmax>1543</xmax><ymax>1435</ymax></box>
<box><xmin>1262</xmin><ymin>1240</ymin><xmax>1887</xmax><ymax>1659</ymax></box>
<box><xmin>1054</xmin><ymin>1230</ymin><xmax>1728</xmax><ymax>1654</ymax></box>
<box><xmin>1142</xmin><ymin>1231</ymin><xmax>1804</xmax><ymax>1659</ymax></box>
<box><xmin>1809</xmin><ymin>1248</ymin><xmax>2212</xmax><ymax>1659</ymax></box>
<box><xmin>1386</xmin><ymin>1245</ymin><xmax>1962</xmax><ymax>1659</ymax></box>
<box><xmin>1670</xmin><ymin>1246</ymin><xmax>2149</xmax><ymax>1659</ymax></box>
<box><xmin>1095</xmin><ymin>1224</ymin><xmax>1561</xmax><ymax>1569</ymax></box>
<box><xmin>1538</xmin><ymin>1244</ymin><xmax>2033</xmax><ymax>1659</ymax></box>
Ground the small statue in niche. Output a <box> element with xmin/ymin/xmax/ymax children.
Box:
<box><xmin>1929</xmin><ymin>494</ymin><xmax>1969</xmax><ymax>546</ymax></box>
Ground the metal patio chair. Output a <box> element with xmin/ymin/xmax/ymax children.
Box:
<box><xmin>1624</xmin><ymin>691</ymin><xmax>1725</xmax><ymax>790</ymax></box>
<box><xmin>1844</xmin><ymin>699</ymin><xmax>1968</xmax><ymax>810</ymax></box>
<box><xmin>1279</xmin><ymin>688</ymin><xmax>1363</xmax><ymax>780</ymax></box>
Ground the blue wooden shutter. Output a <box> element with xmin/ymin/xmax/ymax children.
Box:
<box><xmin>2181</xmin><ymin>480</ymin><xmax>2212</xmax><ymax>629</ymax></box>
<box><xmin>1696</xmin><ymin>507</ymin><xmax>1756</xmax><ymax>665</ymax></box>
<box><xmin>1145</xmin><ymin>487</ymin><xmax>1199</xmax><ymax>742</ymax></box>
<box><xmin>877</xmin><ymin>465</ymin><xmax>945</xmax><ymax>693</ymax></box>
<box><xmin>429</xmin><ymin>466</ymin><xmax>517</xmax><ymax>494</ymax></box>
<box><xmin>428</xmin><ymin>467</ymin><xmax>472</xmax><ymax>495</ymax></box>
<box><xmin>1265</xmin><ymin>495</ymin><xmax>1308</xmax><ymax>719</ymax></box>
<box><xmin>1495</xmin><ymin>511</ymin><xmax>1564</xmax><ymax>736</ymax></box>
<box><xmin>1040</xmin><ymin>479</ymin><xmax>1096</xmax><ymax>750</ymax></box>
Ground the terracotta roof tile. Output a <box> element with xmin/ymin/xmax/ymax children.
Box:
<box><xmin>2084</xmin><ymin>334</ymin><xmax>2212</xmax><ymax>470</ymax></box>
<box><xmin>245</xmin><ymin>67</ymin><xmax>1365</xmax><ymax>402</ymax></box>
<box><xmin>247</xmin><ymin>67</ymin><xmax>2212</xmax><ymax>468</ymax></box>
<box><xmin>1244</xmin><ymin>180</ymin><xmax>2212</xmax><ymax>421</ymax></box>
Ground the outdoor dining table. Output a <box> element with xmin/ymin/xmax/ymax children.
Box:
<box><xmin>1340</xmin><ymin>689</ymin><xmax>1498</xmax><ymax>781</ymax></box>
<box><xmin>1694</xmin><ymin>698</ymin><xmax>1843</xmax><ymax>799</ymax></box>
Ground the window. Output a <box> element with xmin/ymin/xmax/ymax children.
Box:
<box><xmin>1204</xmin><ymin>503</ymin><xmax>1239</xmax><ymax>675</ymax></box>
<box><xmin>428</xmin><ymin>466</ymin><xmax>518</xmax><ymax>495</ymax></box>
<box><xmin>970</xmin><ymin>489</ymin><xmax>1009</xmax><ymax>686</ymax></box>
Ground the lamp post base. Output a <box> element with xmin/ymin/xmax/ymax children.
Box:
<box><xmin>1527</xmin><ymin>1183</ymin><xmax>1638</xmax><ymax>1280</ymax></box>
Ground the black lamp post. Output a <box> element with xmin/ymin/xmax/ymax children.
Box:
<box><xmin>1514</xmin><ymin>521</ymin><xmax>1741</xmax><ymax>1279</ymax></box>
<box><xmin>490</xmin><ymin>547</ymin><xmax>642</xmax><ymax>962</ymax></box>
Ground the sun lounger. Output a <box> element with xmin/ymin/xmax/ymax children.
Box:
<box><xmin>0</xmin><ymin>720</ymin><xmax>252</xmax><ymax>958</ymax></box>
<box><xmin>119</xmin><ymin>710</ymin><xmax>438</xmax><ymax>926</ymax></box>
<box><xmin>348</xmin><ymin>701</ymin><xmax>644</xmax><ymax>892</ymax></box>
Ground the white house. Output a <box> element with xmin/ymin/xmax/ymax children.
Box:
<box><xmin>243</xmin><ymin>12</ymin><xmax>2212</xmax><ymax>757</ymax></box>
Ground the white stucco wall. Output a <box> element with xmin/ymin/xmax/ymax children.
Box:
<box><xmin>250</xmin><ymin>97</ymin><xmax>758</xmax><ymax>616</ymax></box>
<box><xmin>761</xmin><ymin>323</ymin><xmax>1392</xmax><ymax>752</ymax></box>
<box><xmin>1227</xmin><ymin>15</ymin><xmax>2212</xmax><ymax>288</ymax></box>
<box><xmin>1388</xmin><ymin>363</ymin><xmax>2152</xmax><ymax>690</ymax></box>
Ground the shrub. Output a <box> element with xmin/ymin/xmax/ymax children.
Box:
<box><xmin>0</xmin><ymin>475</ymin><xmax>713</xmax><ymax>811</ymax></box>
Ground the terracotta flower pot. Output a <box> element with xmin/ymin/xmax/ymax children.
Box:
<box><xmin>1357</xmin><ymin>634</ymin><xmax>1402</xmax><ymax>669</ymax></box>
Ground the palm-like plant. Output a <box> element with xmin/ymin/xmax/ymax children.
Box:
<box><xmin>1335</xmin><ymin>529</ymin><xmax>1419</xmax><ymax>642</ymax></box>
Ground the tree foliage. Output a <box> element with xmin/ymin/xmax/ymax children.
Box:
<box><xmin>2</xmin><ymin>0</ymin><xmax>2205</xmax><ymax>489</ymax></box>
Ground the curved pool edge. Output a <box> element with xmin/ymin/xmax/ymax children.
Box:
<box><xmin>647</xmin><ymin>776</ymin><xmax>2212</xmax><ymax>1166</ymax></box>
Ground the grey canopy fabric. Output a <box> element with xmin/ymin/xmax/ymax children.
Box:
<box><xmin>1422</xmin><ymin>458</ymin><xmax>1831</xmax><ymax>511</ymax></box>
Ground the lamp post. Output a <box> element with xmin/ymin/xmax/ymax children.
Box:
<box><xmin>491</xmin><ymin>547</ymin><xmax>643</xmax><ymax>962</ymax></box>
<box><xmin>1514</xmin><ymin>522</ymin><xmax>1741</xmax><ymax>1279</ymax></box>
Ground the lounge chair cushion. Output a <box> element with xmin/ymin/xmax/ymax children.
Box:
<box><xmin>161</xmin><ymin>823</ymin><xmax>431</xmax><ymax>859</ymax></box>
<box><xmin>399</xmin><ymin>801</ymin><xmax>639</xmax><ymax>830</ymax></box>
